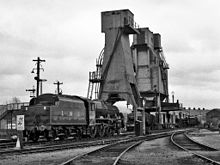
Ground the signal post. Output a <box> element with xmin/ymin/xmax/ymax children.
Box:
<box><xmin>16</xmin><ymin>115</ymin><xmax>25</xmax><ymax>149</ymax></box>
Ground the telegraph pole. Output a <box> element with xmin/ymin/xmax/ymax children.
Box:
<box><xmin>32</xmin><ymin>57</ymin><xmax>46</xmax><ymax>97</ymax></box>
<box><xmin>54</xmin><ymin>80</ymin><xmax>63</xmax><ymax>95</ymax></box>
<box><xmin>39</xmin><ymin>79</ymin><xmax>47</xmax><ymax>95</ymax></box>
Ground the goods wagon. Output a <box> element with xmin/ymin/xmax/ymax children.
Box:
<box><xmin>126</xmin><ymin>111</ymin><xmax>155</xmax><ymax>133</ymax></box>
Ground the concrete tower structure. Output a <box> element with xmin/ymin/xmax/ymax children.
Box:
<box><xmin>132</xmin><ymin>28</ymin><xmax>170</xmax><ymax>125</ymax></box>
<box><xmin>132</xmin><ymin>28</ymin><xmax>169</xmax><ymax>100</ymax></box>
<box><xmin>98</xmin><ymin>9</ymin><xmax>140</xmax><ymax>107</ymax></box>
<box><xmin>88</xmin><ymin>9</ymin><xmax>182</xmax><ymax>132</ymax></box>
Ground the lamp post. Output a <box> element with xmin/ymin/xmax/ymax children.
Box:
<box><xmin>189</xmin><ymin>108</ymin><xmax>191</xmax><ymax>126</ymax></box>
<box><xmin>171</xmin><ymin>91</ymin><xmax>175</xmax><ymax>103</ymax></box>
<box><xmin>39</xmin><ymin>79</ymin><xmax>47</xmax><ymax>95</ymax></box>
<box><xmin>32</xmin><ymin>57</ymin><xmax>46</xmax><ymax>97</ymax></box>
<box><xmin>154</xmin><ymin>85</ymin><xmax>160</xmax><ymax>125</ymax></box>
<box><xmin>54</xmin><ymin>80</ymin><xmax>63</xmax><ymax>95</ymax></box>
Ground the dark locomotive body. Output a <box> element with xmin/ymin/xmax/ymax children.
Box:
<box><xmin>23</xmin><ymin>94</ymin><xmax>123</xmax><ymax>141</ymax></box>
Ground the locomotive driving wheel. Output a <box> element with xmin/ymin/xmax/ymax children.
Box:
<box><xmin>98</xmin><ymin>124</ymin><xmax>105</xmax><ymax>137</ymax></box>
<box><xmin>51</xmin><ymin>128</ymin><xmax>57</xmax><ymax>140</ymax></box>
<box><xmin>43</xmin><ymin>129</ymin><xmax>49</xmax><ymax>141</ymax></box>
<box><xmin>89</xmin><ymin>125</ymin><xmax>97</xmax><ymax>138</ymax></box>
<box><xmin>31</xmin><ymin>127</ymin><xmax>39</xmax><ymax>142</ymax></box>
<box><xmin>105</xmin><ymin>126</ymin><xmax>111</xmax><ymax>137</ymax></box>
<box><xmin>110</xmin><ymin>128</ymin><xmax>115</xmax><ymax>136</ymax></box>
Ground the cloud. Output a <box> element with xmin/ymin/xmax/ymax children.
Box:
<box><xmin>169</xmin><ymin>58</ymin><xmax>220</xmax><ymax>86</ymax></box>
<box><xmin>191</xmin><ymin>26</ymin><xmax>220</xmax><ymax>52</ymax></box>
<box><xmin>0</xmin><ymin>0</ymin><xmax>220</xmax><ymax>109</ymax></box>
<box><xmin>173</xmin><ymin>86</ymin><xmax>220</xmax><ymax>109</ymax></box>
<box><xmin>165</xmin><ymin>38</ymin><xmax>195</xmax><ymax>53</ymax></box>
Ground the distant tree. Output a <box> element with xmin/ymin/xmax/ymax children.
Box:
<box><xmin>11</xmin><ymin>97</ymin><xmax>21</xmax><ymax>104</ymax></box>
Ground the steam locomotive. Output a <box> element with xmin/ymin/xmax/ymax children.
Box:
<box><xmin>23</xmin><ymin>93</ymin><xmax>123</xmax><ymax>141</ymax></box>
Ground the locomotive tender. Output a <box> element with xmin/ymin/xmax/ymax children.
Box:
<box><xmin>23</xmin><ymin>93</ymin><xmax>123</xmax><ymax>141</ymax></box>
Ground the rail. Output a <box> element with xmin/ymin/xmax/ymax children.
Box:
<box><xmin>59</xmin><ymin>129</ymin><xmax>187</xmax><ymax>165</ymax></box>
<box><xmin>171</xmin><ymin>131</ymin><xmax>220</xmax><ymax>165</ymax></box>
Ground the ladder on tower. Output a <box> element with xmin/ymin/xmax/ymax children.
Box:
<box><xmin>158</xmin><ymin>49</ymin><xmax>169</xmax><ymax>98</ymax></box>
<box><xmin>87</xmin><ymin>49</ymin><xmax>104</xmax><ymax>100</ymax></box>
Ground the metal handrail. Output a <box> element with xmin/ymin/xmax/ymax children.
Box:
<box><xmin>0</xmin><ymin>102</ymin><xmax>29</xmax><ymax>114</ymax></box>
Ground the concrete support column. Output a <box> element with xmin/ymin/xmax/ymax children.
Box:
<box><xmin>172</xmin><ymin>112</ymin><xmax>176</xmax><ymax>124</ymax></box>
<box><xmin>157</xmin><ymin>94</ymin><xmax>162</xmax><ymax>125</ymax></box>
<box><xmin>166</xmin><ymin>112</ymin><xmax>170</xmax><ymax>124</ymax></box>
<box><xmin>159</xmin><ymin>113</ymin><xmax>164</xmax><ymax>124</ymax></box>
<box><xmin>165</xmin><ymin>113</ymin><xmax>168</xmax><ymax>124</ymax></box>
<box><xmin>141</xmin><ymin>108</ymin><xmax>146</xmax><ymax>135</ymax></box>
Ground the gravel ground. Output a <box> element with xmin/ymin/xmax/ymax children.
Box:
<box><xmin>188</xmin><ymin>129</ymin><xmax>220</xmax><ymax>149</ymax></box>
<box><xmin>188</xmin><ymin>129</ymin><xmax>220</xmax><ymax>162</ymax></box>
<box><xmin>121</xmin><ymin>137</ymin><xmax>212</xmax><ymax>165</ymax></box>
<box><xmin>1</xmin><ymin>129</ymin><xmax>219</xmax><ymax>165</ymax></box>
<box><xmin>0</xmin><ymin>145</ymin><xmax>106</xmax><ymax>165</ymax></box>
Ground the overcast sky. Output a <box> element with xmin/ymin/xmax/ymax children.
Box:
<box><xmin>0</xmin><ymin>0</ymin><xmax>219</xmax><ymax>109</ymax></box>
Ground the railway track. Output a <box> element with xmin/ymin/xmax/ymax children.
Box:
<box><xmin>61</xmin><ymin>139</ymin><xmax>144</xmax><ymax>165</ymax></box>
<box><xmin>171</xmin><ymin>132</ymin><xmax>220</xmax><ymax>165</ymax></box>
<box><xmin>1</xmin><ymin>129</ymin><xmax>192</xmax><ymax>165</ymax></box>
<box><xmin>59</xmin><ymin>130</ymin><xmax>185</xmax><ymax>165</ymax></box>
<box><xmin>0</xmin><ymin>141</ymin><xmax>16</xmax><ymax>149</ymax></box>
<box><xmin>0</xmin><ymin>133</ymin><xmax>134</xmax><ymax>155</ymax></box>
<box><xmin>0</xmin><ymin>132</ymin><xmax>133</xmax><ymax>150</ymax></box>
<box><xmin>0</xmin><ymin>139</ymin><xmax>69</xmax><ymax>149</ymax></box>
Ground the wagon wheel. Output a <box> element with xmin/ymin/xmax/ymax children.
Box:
<box><xmin>76</xmin><ymin>128</ymin><xmax>82</xmax><ymax>140</ymax></box>
<box><xmin>98</xmin><ymin>124</ymin><xmax>105</xmax><ymax>137</ymax></box>
<box><xmin>89</xmin><ymin>125</ymin><xmax>97</xmax><ymax>138</ymax></box>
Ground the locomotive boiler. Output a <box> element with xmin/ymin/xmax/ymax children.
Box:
<box><xmin>23</xmin><ymin>93</ymin><xmax>123</xmax><ymax>141</ymax></box>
